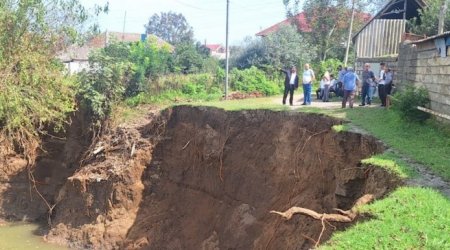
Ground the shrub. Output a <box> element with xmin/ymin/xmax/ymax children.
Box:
<box><xmin>230</xmin><ymin>67</ymin><xmax>281</xmax><ymax>96</ymax></box>
<box><xmin>392</xmin><ymin>86</ymin><xmax>431</xmax><ymax>123</ymax></box>
<box><xmin>313</xmin><ymin>58</ymin><xmax>343</xmax><ymax>80</ymax></box>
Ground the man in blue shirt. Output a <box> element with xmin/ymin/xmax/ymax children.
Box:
<box><xmin>342</xmin><ymin>67</ymin><xmax>360</xmax><ymax>108</ymax></box>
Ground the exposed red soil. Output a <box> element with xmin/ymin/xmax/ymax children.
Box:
<box><xmin>0</xmin><ymin>106</ymin><xmax>401</xmax><ymax>249</ymax></box>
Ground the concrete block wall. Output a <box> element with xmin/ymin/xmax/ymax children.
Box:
<box><xmin>397</xmin><ymin>40</ymin><xmax>450</xmax><ymax>117</ymax></box>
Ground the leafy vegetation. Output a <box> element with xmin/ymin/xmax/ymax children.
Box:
<box><xmin>410</xmin><ymin>0</ymin><xmax>450</xmax><ymax>36</ymax></box>
<box><xmin>0</xmin><ymin>0</ymin><xmax>103</xmax><ymax>160</ymax></box>
<box><xmin>313</xmin><ymin>58</ymin><xmax>343</xmax><ymax>80</ymax></box>
<box><xmin>230</xmin><ymin>25</ymin><xmax>315</xmax><ymax>73</ymax></box>
<box><xmin>391</xmin><ymin>86</ymin><xmax>431</xmax><ymax>123</ymax></box>
<box><xmin>230</xmin><ymin>67</ymin><xmax>282</xmax><ymax>95</ymax></box>
<box><xmin>283</xmin><ymin>0</ymin><xmax>381</xmax><ymax>61</ymax></box>
<box><xmin>144</xmin><ymin>11</ymin><xmax>194</xmax><ymax>45</ymax></box>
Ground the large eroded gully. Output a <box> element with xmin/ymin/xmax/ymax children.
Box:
<box><xmin>0</xmin><ymin>106</ymin><xmax>401</xmax><ymax>249</ymax></box>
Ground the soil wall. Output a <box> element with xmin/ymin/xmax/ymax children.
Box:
<box><xmin>1</xmin><ymin>106</ymin><xmax>401</xmax><ymax>249</ymax></box>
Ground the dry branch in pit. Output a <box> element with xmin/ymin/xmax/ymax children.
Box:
<box><xmin>270</xmin><ymin>194</ymin><xmax>374</xmax><ymax>222</ymax></box>
<box><xmin>270</xmin><ymin>194</ymin><xmax>374</xmax><ymax>247</ymax></box>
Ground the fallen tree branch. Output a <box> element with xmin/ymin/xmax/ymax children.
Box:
<box><xmin>270</xmin><ymin>194</ymin><xmax>374</xmax><ymax>247</ymax></box>
<box><xmin>270</xmin><ymin>194</ymin><xmax>374</xmax><ymax>222</ymax></box>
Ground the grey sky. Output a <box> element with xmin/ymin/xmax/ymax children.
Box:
<box><xmin>80</xmin><ymin>0</ymin><xmax>288</xmax><ymax>45</ymax></box>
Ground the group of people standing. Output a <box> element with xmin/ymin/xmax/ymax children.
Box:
<box><xmin>281</xmin><ymin>62</ymin><xmax>394</xmax><ymax>108</ymax></box>
<box><xmin>281</xmin><ymin>64</ymin><xmax>316</xmax><ymax>106</ymax></box>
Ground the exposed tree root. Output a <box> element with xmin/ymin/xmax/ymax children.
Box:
<box><xmin>270</xmin><ymin>194</ymin><xmax>373</xmax><ymax>221</ymax></box>
<box><xmin>270</xmin><ymin>194</ymin><xmax>374</xmax><ymax>247</ymax></box>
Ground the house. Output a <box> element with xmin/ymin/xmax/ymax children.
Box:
<box><xmin>256</xmin><ymin>11</ymin><xmax>370</xmax><ymax>37</ymax></box>
<box><xmin>352</xmin><ymin>0</ymin><xmax>426</xmax><ymax>74</ymax></box>
<box><xmin>205</xmin><ymin>44</ymin><xmax>228</xmax><ymax>60</ymax></box>
<box><xmin>59</xmin><ymin>31</ymin><xmax>173</xmax><ymax>74</ymax></box>
<box><xmin>256</xmin><ymin>12</ymin><xmax>311</xmax><ymax>37</ymax></box>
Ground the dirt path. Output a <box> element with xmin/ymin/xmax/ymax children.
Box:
<box><xmin>271</xmin><ymin>96</ymin><xmax>450</xmax><ymax>198</ymax></box>
<box><xmin>274</xmin><ymin>95</ymin><xmax>343</xmax><ymax>109</ymax></box>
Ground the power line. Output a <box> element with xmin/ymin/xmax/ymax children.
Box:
<box><xmin>172</xmin><ymin>0</ymin><xmax>223</xmax><ymax>11</ymax></box>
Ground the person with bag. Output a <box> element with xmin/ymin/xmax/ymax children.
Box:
<box><xmin>280</xmin><ymin>66</ymin><xmax>299</xmax><ymax>106</ymax></box>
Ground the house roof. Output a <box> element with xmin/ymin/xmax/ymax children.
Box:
<box><xmin>59</xmin><ymin>32</ymin><xmax>173</xmax><ymax>62</ymax></box>
<box><xmin>352</xmin><ymin>0</ymin><xmax>426</xmax><ymax>42</ymax></box>
<box><xmin>205</xmin><ymin>44</ymin><xmax>223</xmax><ymax>52</ymax></box>
<box><xmin>256</xmin><ymin>10</ymin><xmax>370</xmax><ymax>37</ymax></box>
<box><xmin>408</xmin><ymin>31</ymin><xmax>450</xmax><ymax>44</ymax></box>
<box><xmin>256</xmin><ymin>12</ymin><xmax>311</xmax><ymax>36</ymax></box>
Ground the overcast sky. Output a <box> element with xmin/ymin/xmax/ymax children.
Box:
<box><xmin>80</xmin><ymin>0</ymin><xmax>289</xmax><ymax>45</ymax></box>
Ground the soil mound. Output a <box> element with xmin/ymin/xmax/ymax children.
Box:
<box><xmin>1</xmin><ymin>106</ymin><xmax>401</xmax><ymax>249</ymax></box>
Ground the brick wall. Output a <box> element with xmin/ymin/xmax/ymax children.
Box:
<box><xmin>397</xmin><ymin>39</ymin><xmax>450</xmax><ymax>117</ymax></box>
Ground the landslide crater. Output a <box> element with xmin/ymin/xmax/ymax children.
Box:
<box><xmin>2</xmin><ymin>106</ymin><xmax>401</xmax><ymax>249</ymax></box>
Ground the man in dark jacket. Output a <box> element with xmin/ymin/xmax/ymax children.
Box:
<box><xmin>280</xmin><ymin>66</ymin><xmax>299</xmax><ymax>106</ymax></box>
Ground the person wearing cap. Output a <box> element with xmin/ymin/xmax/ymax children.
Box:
<box><xmin>280</xmin><ymin>66</ymin><xmax>299</xmax><ymax>106</ymax></box>
<box><xmin>342</xmin><ymin>67</ymin><xmax>360</xmax><ymax>108</ymax></box>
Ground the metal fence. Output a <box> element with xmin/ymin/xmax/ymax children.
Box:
<box><xmin>354</xmin><ymin>19</ymin><xmax>405</xmax><ymax>58</ymax></box>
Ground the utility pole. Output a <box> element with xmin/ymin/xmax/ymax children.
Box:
<box><xmin>225</xmin><ymin>0</ymin><xmax>230</xmax><ymax>100</ymax></box>
<box><xmin>122</xmin><ymin>11</ymin><xmax>127</xmax><ymax>40</ymax></box>
<box><xmin>438</xmin><ymin>0</ymin><xmax>448</xmax><ymax>34</ymax></box>
<box><xmin>344</xmin><ymin>0</ymin><xmax>355</xmax><ymax>66</ymax></box>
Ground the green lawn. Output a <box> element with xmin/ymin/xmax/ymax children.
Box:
<box><xmin>322</xmin><ymin>187</ymin><xmax>450</xmax><ymax>249</ymax></box>
<box><xmin>334</xmin><ymin>107</ymin><xmax>450</xmax><ymax>180</ymax></box>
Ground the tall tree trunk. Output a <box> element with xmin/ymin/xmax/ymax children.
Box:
<box><xmin>438</xmin><ymin>0</ymin><xmax>448</xmax><ymax>34</ymax></box>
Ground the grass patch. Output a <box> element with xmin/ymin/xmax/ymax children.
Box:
<box><xmin>331</xmin><ymin>124</ymin><xmax>350</xmax><ymax>133</ymax></box>
<box><xmin>361</xmin><ymin>152</ymin><xmax>417</xmax><ymax>179</ymax></box>
<box><xmin>111</xmin><ymin>104</ymin><xmax>154</xmax><ymax>126</ymax></box>
<box><xmin>189</xmin><ymin>96</ymin><xmax>289</xmax><ymax>111</ymax></box>
<box><xmin>337</xmin><ymin>108</ymin><xmax>450</xmax><ymax>180</ymax></box>
<box><xmin>322</xmin><ymin>187</ymin><xmax>450</xmax><ymax>249</ymax></box>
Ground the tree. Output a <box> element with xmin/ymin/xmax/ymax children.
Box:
<box><xmin>230</xmin><ymin>37</ymin><xmax>267</xmax><ymax>69</ymax></box>
<box><xmin>0</xmin><ymin>0</ymin><xmax>105</xmax><ymax>161</ymax></box>
<box><xmin>172</xmin><ymin>43</ymin><xmax>204</xmax><ymax>73</ymax></box>
<box><xmin>282</xmin><ymin>0</ymin><xmax>385</xmax><ymax>61</ymax></box>
<box><xmin>263</xmin><ymin>25</ymin><xmax>316</xmax><ymax>70</ymax></box>
<box><xmin>145</xmin><ymin>12</ymin><xmax>194</xmax><ymax>45</ymax></box>
<box><xmin>411</xmin><ymin>0</ymin><xmax>450</xmax><ymax>36</ymax></box>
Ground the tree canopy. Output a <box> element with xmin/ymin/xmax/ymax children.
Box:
<box><xmin>411</xmin><ymin>0</ymin><xmax>450</xmax><ymax>36</ymax></box>
<box><xmin>282</xmin><ymin>0</ymin><xmax>386</xmax><ymax>61</ymax></box>
<box><xmin>145</xmin><ymin>12</ymin><xmax>195</xmax><ymax>45</ymax></box>
<box><xmin>0</xmin><ymin>0</ymin><xmax>105</xmax><ymax>160</ymax></box>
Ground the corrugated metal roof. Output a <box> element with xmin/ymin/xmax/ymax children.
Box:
<box><xmin>409</xmin><ymin>31</ymin><xmax>450</xmax><ymax>44</ymax></box>
<box><xmin>353</xmin><ymin>0</ymin><xmax>426</xmax><ymax>43</ymax></box>
<box><xmin>354</xmin><ymin>19</ymin><xmax>405</xmax><ymax>58</ymax></box>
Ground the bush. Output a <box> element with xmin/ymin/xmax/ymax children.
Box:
<box><xmin>392</xmin><ymin>86</ymin><xmax>431</xmax><ymax>123</ymax></box>
<box><xmin>230</xmin><ymin>67</ymin><xmax>281</xmax><ymax>96</ymax></box>
<box><xmin>313</xmin><ymin>58</ymin><xmax>343</xmax><ymax>80</ymax></box>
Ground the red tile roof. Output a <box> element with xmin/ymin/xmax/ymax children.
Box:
<box><xmin>256</xmin><ymin>11</ymin><xmax>371</xmax><ymax>37</ymax></box>
<box><xmin>256</xmin><ymin>12</ymin><xmax>310</xmax><ymax>36</ymax></box>
<box><xmin>205</xmin><ymin>44</ymin><xmax>223</xmax><ymax>52</ymax></box>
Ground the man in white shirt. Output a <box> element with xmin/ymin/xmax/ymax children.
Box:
<box><xmin>302</xmin><ymin>63</ymin><xmax>315</xmax><ymax>105</ymax></box>
<box><xmin>377</xmin><ymin>62</ymin><xmax>387</xmax><ymax>107</ymax></box>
